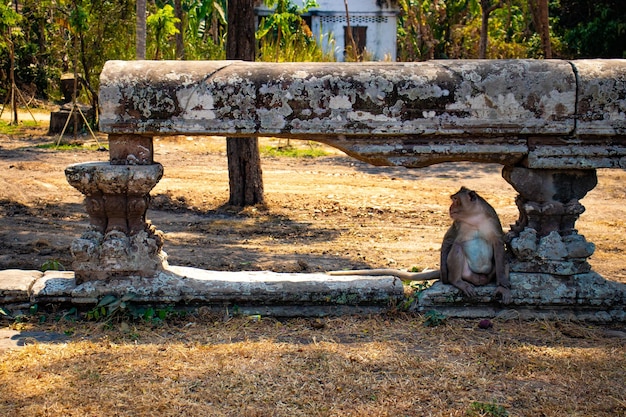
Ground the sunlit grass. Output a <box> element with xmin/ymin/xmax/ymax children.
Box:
<box><xmin>0</xmin><ymin>119</ymin><xmax>41</xmax><ymax>135</ymax></box>
<box><xmin>260</xmin><ymin>143</ymin><xmax>328</xmax><ymax>158</ymax></box>
<box><xmin>35</xmin><ymin>142</ymin><xmax>106</xmax><ymax>151</ymax></box>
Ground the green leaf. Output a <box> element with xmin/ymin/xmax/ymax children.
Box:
<box><xmin>97</xmin><ymin>295</ymin><xmax>118</xmax><ymax>308</ymax></box>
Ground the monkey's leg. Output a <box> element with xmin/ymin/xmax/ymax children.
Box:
<box><xmin>462</xmin><ymin>271</ymin><xmax>492</xmax><ymax>286</ymax></box>
<box><xmin>446</xmin><ymin>244</ymin><xmax>477</xmax><ymax>297</ymax></box>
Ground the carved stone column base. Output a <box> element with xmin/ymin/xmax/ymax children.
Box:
<box><xmin>70</xmin><ymin>229</ymin><xmax>168</xmax><ymax>284</ymax></box>
<box><xmin>502</xmin><ymin>166</ymin><xmax>598</xmax><ymax>279</ymax></box>
<box><xmin>65</xmin><ymin>162</ymin><xmax>165</xmax><ymax>283</ymax></box>
<box><xmin>508</xmin><ymin>228</ymin><xmax>595</xmax><ymax>275</ymax></box>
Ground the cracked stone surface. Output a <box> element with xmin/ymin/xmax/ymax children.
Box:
<box><xmin>99</xmin><ymin>59</ymin><xmax>626</xmax><ymax>169</ymax></box>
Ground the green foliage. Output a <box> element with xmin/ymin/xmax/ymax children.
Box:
<box><xmin>86</xmin><ymin>293</ymin><xmax>178</xmax><ymax>324</ymax></box>
<box><xmin>0</xmin><ymin>120</ymin><xmax>40</xmax><ymax>135</ymax></box>
<box><xmin>257</xmin><ymin>0</ymin><xmax>323</xmax><ymax>62</ymax></box>
<box><xmin>398</xmin><ymin>279</ymin><xmax>433</xmax><ymax>311</ymax></box>
<box><xmin>398</xmin><ymin>0</ymin><xmax>570</xmax><ymax>60</ymax></box>
<box><xmin>258</xmin><ymin>31</ymin><xmax>334</xmax><ymax>62</ymax></box>
<box><xmin>423</xmin><ymin>310</ymin><xmax>447</xmax><ymax>327</ymax></box>
<box><xmin>561</xmin><ymin>2</ymin><xmax>626</xmax><ymax>58</ymax></box>
<box><xmin>466</xmin><ymin>401</ymin><xmax>509</xmax><ymax>417</ymax></box>
<box><xmin>147</xmin><ymin>4</ymin><xmax>181</xmax><ymax>59</ymax></box>
<box><xmin>0</xmin><ymin>306</ymin><xmax>12</xmax><ymax>319</ymax></box>
<box><xmin>41</xmin><ymin>259</ymin><xmax>65</xmax><ymax>272</ymax></box>
<box><xmin>69</xmin><ymin>4</ymin><xmax>89</xmax><ymax>34</ymax></box>
<box><xmin>183</xmin><ymin>0</ymin><xmax>227</xmax><ymax>59</ymax></box>
<box><xmin>0</xmin><ymin>2</ymin><xmax>22</xmax><ymax>38</ymax></box>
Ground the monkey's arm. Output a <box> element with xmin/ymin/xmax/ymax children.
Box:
<box><xmin>439</xmin><ymin>225</ymin><xmax>457</xmax><ymax>285</ymax></box>
<box><xmin>327</xmin><ymin>268</ymin><xmax>440</xmax><ymax>281</ymax></box>
<box><xmin>492</xmin><ymin>236</ymin><xmax>512</xmax><ymax>304</ymax></box>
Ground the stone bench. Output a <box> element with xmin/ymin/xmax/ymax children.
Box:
<box><xmin>61</xmin><ymin>59</ymin><xmax>626</xmax><ymax>320</ymax></box>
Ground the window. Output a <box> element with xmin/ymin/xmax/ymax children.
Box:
<box><xmin>344</xmin><ymin>26</ymin><xmax>367</xmax><ymax>58</ymax></box>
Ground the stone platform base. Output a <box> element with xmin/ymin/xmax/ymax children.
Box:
<box><xmin>1</xmin><ymin>268</ymin><xmax>625</xmax><ymax>321</ymax></box>
<box><xmin>0</xmin><ymin>267</ymin><xmax>404</xmax><ymax>317</ymax></box>
<box><xmin>416</xmin><ymin>273</ymin><xmax>626</xmax><ymax>322</ymax></box>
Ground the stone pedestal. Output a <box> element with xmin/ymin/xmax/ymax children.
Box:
<box><xmin>65</xmin><ymin>161</ymin><xmax>166</xmax><ymax>283</ymax></box>
<box><xmin>48</xmin><ymin>104</ymin><xmax>94</xmax><ymax>136</ymax></box>
<box><xmin>502</xmin><ymin>167</ymin><xmax>598</xmax><ymax>276</ymax></box>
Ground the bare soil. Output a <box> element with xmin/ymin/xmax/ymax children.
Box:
<box><xmin>1</xmin><ymin>125</ymin><xmax>626</xmax><ymax>285</ymax></box>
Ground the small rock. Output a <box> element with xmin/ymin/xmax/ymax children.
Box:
<box><xmin>478</xmin><ymin>319</ymin><xmax>493</xmax><ymax>329</ymax></box>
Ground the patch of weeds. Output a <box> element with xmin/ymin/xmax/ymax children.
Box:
<box><xmin>0</xmin><ymin>120</ymin><xmax>40</xmax><ymax>135</ymax></box>
<box><xmin>86</xmin><ymin>293</ymin><xmax>137</xmax><ymax>322</ymax></box>
<box><xmin>466</xmin><ymin>401</ymin><xmax>509</xmax><ymax>417</ymax></box>
<box><xmin>41</xmin><ymin>259</ymin><xmax>65</xmax><ymax>271</ymax></box>
<box><xmin>260</xmin><ymin>144</ymin><xmax>327</xmax><ymax>158</ymax></box>
<box><xmin>399</xmin><ymin>280</ymin><xmax>433</xmax><ymax>311</ymax></box>
<box><xmin>57</xmin><ymin>307</ymin><xmax>78</xmax><ymax>323</ymax></box>
<box><xmin>86</xmin><ymin>293</ymin><xmax>179</xmax><ymax>324</ymax></box>
<box><xmin>423</xmin><ymin>310</ymin><xmax>447</xmax><ymax>327</ymax></box>
<box><xmin>0</xmin><ymin>306</ymin><xmax>13</xmax><ymax>320</ymax></box>
<box><xmin>36</xmin><ymin>142</ymin><xmax>106</xmax><ymax>151</ymax></box>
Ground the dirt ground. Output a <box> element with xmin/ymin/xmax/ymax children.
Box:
<box><xmin>1</xmin><ymin>118</ymin><xmax>626</xmax><ymax>286</ymax></box>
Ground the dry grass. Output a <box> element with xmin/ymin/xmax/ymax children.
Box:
<box><xmin>1</xmin><ymin>314</ymin><xmax>625</xmax><ymax>417</ymax></box>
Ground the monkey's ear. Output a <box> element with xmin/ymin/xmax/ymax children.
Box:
<box><xmin>468</xmin><ymin>190</ymin><xmax>477</xmax><ymax>201</ymax></box>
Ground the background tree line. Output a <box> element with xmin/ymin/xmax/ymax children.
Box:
<box><xmin>1</xmin><ymin>0</ymin><xmax>624</xmax><ymax>106</ymax></box>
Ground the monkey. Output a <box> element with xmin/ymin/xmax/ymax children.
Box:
<box><xmin>328</xmin><ymin>187</ymin><xmax>511</xmax><ymax>304</ymax></box>
<box><xmin>441</xmin><ymin>186</ymin><xmax>511</xmax><ymax>303</ymax></box>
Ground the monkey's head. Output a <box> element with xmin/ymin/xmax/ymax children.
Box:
<box><xmin>449</xmin><ymin>186</ymin><xmax>482</xmax><ymax>220</ymax></box>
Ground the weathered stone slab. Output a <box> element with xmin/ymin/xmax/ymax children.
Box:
<box><xmin>416</xmin><ymin>272</ymin><xmax>626</xmax><ymax>322</ymax></box>
<box><xmin>0</xmin><ymin>270</ymin><xmax>41</xmax><ymax>303</ymax></box>
<box><xmin>98</xmin><ymin>59</ymin><xmax>626</xmax><ymax>169</ymax></box>
<box><xmin>575</xmin><ymin>59</ymin><xmax>626</xmax><ymax>136</ymax></box>
<box><xmin>2</xmin><ymin>267</ymin><xmax>626</xmax><ymax>320</ymax></box>
<box><xmin>9</xmin><ymin>267</ymin><xmax>404</xmax><ymax>315</ymax></box>
<box><xmin>69</xmin><ymin>266</ymin><xmax>404</xmax><ymax>307</ymax></box>
<box><xmin>99</xmin><ymin>60</ymin><xmax>576</xmax><ymax>137</ymax></box>
<box><xmin>31</xmin><ymin>271</ymin><xmax>77</xmax><ymax>303</ymax></box>
<box><xmin>169</xmin><ymin>266</ymin><xmax>402</xmax><ymax>306</ymax></box>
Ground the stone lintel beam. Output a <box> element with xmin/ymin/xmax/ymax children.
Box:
<box><xmin>99</xmin><ymin>59</ymin><xmax>626</xmax><ymax>169</ymax></box>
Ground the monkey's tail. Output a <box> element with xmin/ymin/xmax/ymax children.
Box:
<box><xmin>327</xmin><ymin>268</ymin><xmax>440</xmax><ymax>281</ymax></box>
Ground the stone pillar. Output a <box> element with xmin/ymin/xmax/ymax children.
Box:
<box><xmin>502</xmin><ymin>166</ymin><xmax>597</xmax><ymax>276</ymax></box>
<box><xmin>65</xmin><ymin>134</ymin><xmax>166</xmax><ymax>284</ymax></box>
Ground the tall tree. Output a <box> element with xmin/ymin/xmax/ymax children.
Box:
<box><xmin>528</xmin><ymin>0</ymin><xmax>551</xmax><ymax>58</ymax></box>
<box><xmin>479</xmin><ymin>0</ymin><xmax>502</xmax><ymax>58</ymax></box>
<box><xmin>136</xmin><ymin>0</ymin><xmax>146</xmax><ymax>59</ymax></box>
<box><xmin>174</xmin><ymin>0</ymin><xmax>184</xmax><ymax>59</ymax></box>
<box><xmin>0</xmin><ymin>1</ymin><xmax>22</xmax><ymax>124</ymax></box>
<box><xmin>226</xmin><ymin>0</ymin><xmax>264</xmax><ymax>207</ymax></box>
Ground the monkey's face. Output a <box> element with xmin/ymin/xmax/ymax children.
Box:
<box><xmin>449</xmin><ymin>187</ymin><xmax>478</xmax><ymax>220</ymax></box>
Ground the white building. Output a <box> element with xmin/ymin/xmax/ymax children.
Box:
<box><xmin>255</xmin><ymin>0</ymin><xmax>399</xmax><ymax>62</ymax></box>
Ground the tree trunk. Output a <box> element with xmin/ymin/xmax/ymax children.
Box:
<box><xmin>9</xmin><ymin>37</ymin><xmax>17</xmax><ymax>125</ymax></box>
<box><xmin>528</xmin><ymin>0</ymin><xmax>551</xmax><ymax>58</ymax></box>
<box><xmin>479</xmin><ymin>0</ymin><xmax>502</xmax><ymax>59</ymax></box>
<box><xmin>343</xmin><ymin>0</ymin><xmax>358</xmax><ymax>61</ymax></box>
<box><xmin>225</xmin><ymin>0</ymin><xmax>264</xmax><ymax>207</ymax></box>
<box><xmin>136</xmin><ymin>0</ymin><xmax>146</xmax><ymax>59</ymax></box>
<box><xmin>174</xmin><ymin>0</ymin><xmax>184</xmax><ymax>59</ymax></box>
